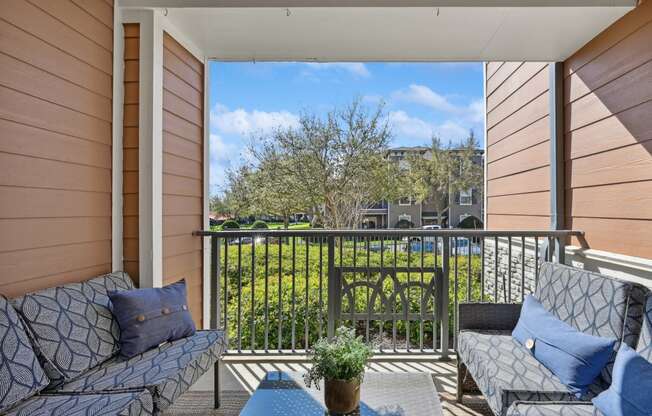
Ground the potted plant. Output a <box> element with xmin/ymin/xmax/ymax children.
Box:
<box><xmin>304</xmin><ymin>327</ymin><xmax>373</xmax><ymax>414</ymax></box>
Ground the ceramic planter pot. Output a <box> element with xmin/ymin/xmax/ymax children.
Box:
<box><xmin>324</xmin><ymin>378</ymin><xmax>360</xmax><ymax>414</ymax></box>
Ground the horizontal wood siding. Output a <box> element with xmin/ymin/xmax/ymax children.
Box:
<box><xmin>564</xmin><ymin>2</ymin><xmax>652</xmax><ymax>258</ymax></box>
<box><xmin>162</xmin><ymin>32</ymin><xmax>204</xmax><ymax>326</ymax></box>
<box><xmin>0</xmin><ymin>0</ymin><xmax>113</xmax><ymax>296</ymax></box>
<box><xmin>485</xmin><ymin>62</ymin><xmax>551</xmax><ymax>230</ymax></box>
<box><xmin>123</xmin><ymin>23</ymin><xmax>139</xmax><ymax>283</ymax></box>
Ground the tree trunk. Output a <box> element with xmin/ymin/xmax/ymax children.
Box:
<box><xmin>283</xmin><ymin>215</ymin><xmax>289</xmax><ymax>229</ymax></box>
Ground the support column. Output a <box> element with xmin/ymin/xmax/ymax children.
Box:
<box><xmin>122</xmin><ymin>9</ymin><xmax>164</xmax><ymax>288</ymax></box>
<box><xmin>549</xmin><ymin>62</ymin><xmax>565</xmax><ymax>263</ymax></box>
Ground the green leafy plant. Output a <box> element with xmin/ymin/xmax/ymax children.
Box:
<box><xmin>221</xmin><ymin>220</ymin><xmax>240</xmax><ymax>229</ymax></box>
<box><xmin>251</xmin><ymin>220</ymin><xmax>269</xmax><ymax>229</ymax></box>
<box><xmin>304</xmin><ymin>327</ymin><xmax>373</xmax><ymax>388</ymax></box>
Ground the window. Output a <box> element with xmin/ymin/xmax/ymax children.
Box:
<box><xmin>398</xmin><ymin>197</ymin><xmax>412</xmax><ymax>206</ymax></box>
<box><xmin>459</xmin><ymin>188</ymin><xmax>472</xmax><ymax>205</ymax></box>
<box><xmin>398</xmin><ymin>214</ymin><xmax>412</xmax><ymax>222</ymax></box>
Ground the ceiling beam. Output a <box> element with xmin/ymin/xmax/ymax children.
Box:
<box><xmin>119</xmin><ymin>0</ymin><xmax>636</xmax><ymax>8</ymax></box>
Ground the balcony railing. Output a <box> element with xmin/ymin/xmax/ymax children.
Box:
<box><xmin>194</xmin><ymin>229</ymin><xmax>582</xmax><ymax>358</ymax></box>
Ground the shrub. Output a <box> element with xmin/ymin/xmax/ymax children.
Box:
<box><xmin>251</xmin><ymin>220</ymin><xmax>269</xmax><ymax>229</ymax></box>
<box><xmin>221</xmin><ymin>220</ymin><xmax>240</xmax><ymax>230</ymax></box>
<box><xmin>222</xmin><ymin>241</ymin><xmax>485</xmax><ymax>351</ymax></box>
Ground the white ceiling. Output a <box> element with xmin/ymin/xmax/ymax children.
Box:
<box><xmin>156</xmin><ymin>5</ymin><xmax>632</xmax><ymax>61</ymax></box>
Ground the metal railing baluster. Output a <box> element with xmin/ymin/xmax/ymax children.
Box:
<box><xmin>291</xmin><ymin>236</ymin><xmax>296</xmax><ymax>352</ymax></box>
<box><xmin>494</xmin><ymin>236</ymin><xmax>498</xmax><ymax>303</ymax></box>
<box><xmin>223</xmin><ymin>239</ymin><xmax>228</xmax><ymax>345</ymax></box>
<box><xmin>318</xmin><ymin>237</ymin><xmax>323</xmax><ymax>339</ymax></box>
<box><xmin>304</xmin><ymin>236</ymin><xmax>309</xmax><ymax>350</ymax></box>
<box><xmin>251</xmin><ymin>237</ymin><xmax>256</xmax><ymax>351</ymax></box>
<box><xmin>278</xmin><ymin>237</ymin><xmax>282</xmax><ymax>352</ymax></box>
<box><xmin>507</xmin><ymin>236</ymin><xmax>512</xmax><ymax>303</ymax></box>
<box><xmin>264</xmin><ymin>236</ymin><xmax>269</xmax><ymax>352</ymax></box>
<box><xmin>480</xmin><ymin>237</ymin><xmax>485</xmax><ymax>302</ymax></box>
<box><xmin>237</xmin><ymin>237</ymin><xmax>242</xmax><ymax>353</ymax></box>
<box><xmin>521</xmin><ymin>236</ymin><xmax>526</xmax><ymax>301</ymax></box>
<box><xmin>392</xmin><ymin>236</ymin><xmax>398</xmax><ymax>352</ymax></box>
<box><xmin>366</xmin><ymin>235</ymin><xmax>371</xmax><ymax>343</ymax></box>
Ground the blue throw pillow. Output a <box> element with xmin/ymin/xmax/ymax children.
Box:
<box><xmin>592</xmin><ymin>344</ymin><xmax>652</xmax><ymax>416</ymax></box>
<box><xmin>108</xmin><ymin>279</ymin><xmax>196</xmax><ymax>358</ymax></box>
<box><xmin>513</xmin><ymin>295</ymin><xmax>617</xmax><ymax>397</ymax></box>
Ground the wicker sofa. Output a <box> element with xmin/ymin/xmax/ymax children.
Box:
<box><xmin>0</xmin><ymin>272</ymin><xmax>226</xmax><ymax>416</ymax></box>
<box><xmin>456</xmin><ymin>262</ymin><xmax>649</xmax><ymax>416</ymax></box>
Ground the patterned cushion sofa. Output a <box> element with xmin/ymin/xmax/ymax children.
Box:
<box><xmin>456</xmin><ymin>262</ymin><xmax>648</xmax><ymax>416</ymax></box>
<box><xmin>0</xmin><ymin>272</ymin><xmax>226</xmax><ymax>416</ymax></box>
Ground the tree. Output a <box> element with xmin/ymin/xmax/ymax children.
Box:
<box><xmin>249</xmin><ymin>99</ymin><xmax>402</xmax><ymax>229</ymax></box>
<box><xmin>248</xmin><ymin>154</ymin><xmax>306</xmax><ymax>229</ymax></box>
<box><xmin>405</xmin><ymin>131</ymin><xmax>483</xmax><ymax>227</ymax></box>
<box><xmin>222</xmin><ymin>165</ymin><xmax>256</xmax><ymax>220</ymax></box>
<box><xmin>209</xmin><ymin>195</ymin><xmax>229</xmax><ymax>216</ymax></box>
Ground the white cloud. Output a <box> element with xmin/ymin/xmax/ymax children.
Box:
<box><xmin>209</xmin><ymin>134</ymin><xmax>238</xmax><ymax>194</ymax></box>
<box><xmin>211</xmin><ymin>104</ymin><xmax>300</xmax><ymax>136</ymax></box>
<box><xmin>387</xmin><ymin>111</ymin><xmax>469</xmax><ymax>144</ymax></box>
<box><xmin>468</xmin><ymin>99</ymin><xmax>484</xmax><ymax>124</ymax></box>
<box><xmin>302</xmin><ymin>62</ymin><xmax>371</xmax><ymax>78</ymax></box>
<box><xmin>392</xmin><ymin>84</ymin><xmax>458</xmax><ymax>113</ymax></box>
<box><xmin>391</xmin><ymin>84</ymin><xmax>483</xmax><ymax>124</ymax></box>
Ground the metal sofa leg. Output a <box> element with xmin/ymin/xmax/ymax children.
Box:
<box><xmin>457</xmin><ymin>357</ymin><xmax>466</xmax><ymax>404</ymax></box>
<box><xmin>214</xmin><ymin>361</ymin><xmax>221</xmax><ymax>409</ymax></box>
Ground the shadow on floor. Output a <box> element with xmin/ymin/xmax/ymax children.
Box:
<box><xmin>164</xmin><ymin>357</ymin><xmax>492</xmax><ymax>416</ymax></box>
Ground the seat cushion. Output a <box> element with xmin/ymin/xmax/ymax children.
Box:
<box><xmin>637</xmin><ymin>295</ymin><xmax>652</xmax><ymax>362</ymax></box>
<box><xmin>507</xmin><ymin>402</ymin><xmax>599</xmax><ymax>416</ymax></box>
<box><xmin>4</xmin><ymin>390</ymin><xmax>153</xmax><ymax>416</ymax></box>
<box><xmin>53</xmin><ymin>330</ymin><xmax>226</xmax><ymax>413</ymax></box>
<box><xmin>0</xmin><ymin>295</ymin><xmax>50</xmax><ymax>413</ymax></box>
<box><xmin>458</xmin><ymin>330</ymin><xmax>603</xmax><ymax>416</ymax></box>
<box><xmin>11</xmin><ymin>272</ymin><xmax>135</xmax><ymax>385</ymax></box>
<box><xmin>534</xmin><ymin>262</ymin><xmax>641</xmax><ymax>384</ymax></box>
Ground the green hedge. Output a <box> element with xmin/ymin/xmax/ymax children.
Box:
<box><xmin>221</xmin><ymin>240</ymin><xmax>485</xmax><ymax>350</ymax></box>
<box><xmin>221</xmin><ymin>220</ymin><xmax>240</xmax><ymax>229</ymax></box>
<box><xmin>251</xmin><ymin>220</ymin><xmax>269</xmax><ymax>229</ymax></box>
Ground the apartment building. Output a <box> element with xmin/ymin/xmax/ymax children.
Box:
<box><xmin>361</xmin><ymin>147</ymin><xmax>484</xmax><ymax>229</ymax></box>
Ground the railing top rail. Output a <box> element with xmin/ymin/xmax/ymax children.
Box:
<box><xmin>194</xmin><ymin>229</ymin><xmax>584</xmax><ymax>238</ymax></box>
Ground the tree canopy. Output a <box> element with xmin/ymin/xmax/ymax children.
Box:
<box><xmin>404</xmin><ymin>131</ymin><xmax>483</xmax><ymax>227</ymax></box>
<box><xmin>245</xmin><ymin>100</ymin><xmax>402</xmax><ymax>229</ymax></box>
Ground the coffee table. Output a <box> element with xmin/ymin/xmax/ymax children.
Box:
<box><xmin>239</xmin><ymin>371</ymin><xmax>443</xmax><ymax>415</ymax></box>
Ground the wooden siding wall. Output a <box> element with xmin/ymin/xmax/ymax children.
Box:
<box><xmin>162</xmin><ymin>32</ymin><xmax>204</xmax><ymax>325</ymax></box>
<box><xmin>123</xmin><ymin>24</ymin><xmax>139</xmax><ymax>284</ymax></box>
<box><xmin>0</xmin><ymin>0</ymin><xmax>114</xmax><ymax>296</ymax></box>
<box><xmin>485</xmin><ymin>62</ymin><xmax>551</xmax><ymax>230</ymax></box>
<box><xmin>564</xmin><ymin>1</ymin><xmax>652</xmax><ymax>258</ymax></box>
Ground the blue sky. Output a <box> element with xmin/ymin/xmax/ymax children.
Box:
<box><xmin>209</xmin><ymin>61</ymin><xmax>484</xmax><ymax>195</ymax></box>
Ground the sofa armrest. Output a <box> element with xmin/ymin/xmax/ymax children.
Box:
<box><xmin>458</xmin><ymin>302</ymin><xmax>522</xmax><ymax>332</ymax></box>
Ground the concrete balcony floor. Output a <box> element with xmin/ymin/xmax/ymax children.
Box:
<box><xmin>164</xmin><ymin>355</ymin><xmax>492</xmax><ymax>416</ymax></box>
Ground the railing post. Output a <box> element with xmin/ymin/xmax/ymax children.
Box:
<box><xmin>327</xmin><ymin>235</ymin><xmax>337</xmax><ymax>340</ymax></box>
<box><xmin>440</xmin><ymin>236</ymin><xmax>450</xmax><ymax>360</ymax></box>
<box><xmin>556</xmin><ymin>236</ymin><xmax>566</xmax><ymax>265</ymax></box>
<box><xmin>211</xmin><ymin>236</ymin><xmax>221</xmax><ymax>331</ymax></box>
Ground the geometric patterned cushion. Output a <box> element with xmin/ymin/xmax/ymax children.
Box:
<box><xmin>535</xmin><ymin>262</ymin><xmax>638</xmax><ymax>384</ymax></box>
<box><xmin>458</xmin><ymin>330</ymin><xmax>603</xmax><ymax>416</ymax></box>
<box><xmin>506</xmin><ymin>401</ymin><xmax>599</xmax><ymax>416</ymax></box>
<box><xmin>10</xmin><ymin>272</ymin><xmax>135</xmax><ymax>385</ymax></box>
<box><xmin>0</xmin><ymin>296</ymin><xmax>50</xmax><ymax>413</ymax></box>
<box><xmin>3</xmin><ymin>389</ymin><xmax>153</xmax><ymax>416</ymax></box>
<box><xmin>638</xmin><ymin>295</ymin><xmax>652</xmax><ymax>362</ymax></box>
<box><xmin>53</xmin><ymin>330</ymin><xmax>226</xmax><ymax>413</ymax></box>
